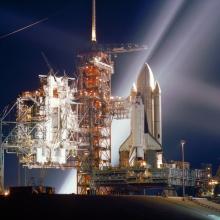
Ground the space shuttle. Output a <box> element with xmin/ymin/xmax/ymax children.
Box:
<box><xmin>119</xmin><ymin>63</ymin><xmax>163</xmax><ymax>168</ymax></box>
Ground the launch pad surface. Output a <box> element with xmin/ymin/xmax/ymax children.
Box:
<box><xmin>0</xmin><ymin>194</ymin><xmax>219</xmax><ymax>220</ymax></box>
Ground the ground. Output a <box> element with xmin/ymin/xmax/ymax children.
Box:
<box><xmin>0</xmin><ymin>195</ymin><xmax>219</xmax><ymax>219</ymax></box>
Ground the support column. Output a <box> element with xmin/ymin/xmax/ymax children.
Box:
<box><xmin>0</xmin><ymin>119</ymin><xmax>4</xmax><ymax>194</ymax></box>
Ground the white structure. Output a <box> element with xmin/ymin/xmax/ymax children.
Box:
<box><xmin>120</xmin><ymin>63</ymin><xmax>163</xmax><ymax>168</ymax></box>
<box><xmin>2</xmin><ymin>73</ymin><xmax>79</xmax><ymax>168</ymax></box>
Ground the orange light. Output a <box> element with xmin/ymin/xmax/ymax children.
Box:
<box><xmin>4</xmin><ymin>190</ymin><xmax>9</xmax><ymax>196</ymax></box>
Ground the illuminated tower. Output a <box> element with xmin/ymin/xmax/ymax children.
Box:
<box><xmin>91</xmin><ymin>0</ymin><xmax>96</xmax><ymax>43</ymax></box>
<box><xmin>76</xmin><ymin>0</ymin><xmax>113</xmax><ymax>194</ymax></box>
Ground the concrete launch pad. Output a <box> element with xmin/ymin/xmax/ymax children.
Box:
<box><xmin>0</xmin><ymin>195</ymin><xmax>219</xmax><ymax>220</ymax></box>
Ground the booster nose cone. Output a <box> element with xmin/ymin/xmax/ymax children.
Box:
<box><xmin>137</xmin><ymin>63</ymin><xmax>155</xmax><ymax>92</ymax></box>
<box><xmin>154</xmin><ymin>81</ymin><xmax>161</xmax><ymax>94</ymax></box>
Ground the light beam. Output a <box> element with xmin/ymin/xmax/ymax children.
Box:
<box><xmin>0</xmin><ymin>17</ymin><xmax>48</xmax><ymax>40</ymax></box>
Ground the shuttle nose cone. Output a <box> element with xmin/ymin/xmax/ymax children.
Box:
<box><xmin>137</xmin><ymin>63</ymin><xmax>155</xmax><ymax>91</ymax></box>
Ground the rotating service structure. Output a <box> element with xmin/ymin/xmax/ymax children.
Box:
<box><xmin>1</xmin><ymin>74</ymin><xmax>79</xmax><ymax>169</ymax></box>
<box><xmin>76</xmin><ymin>52</ymin><xmax>114</xmax><ymax>194</ymax></box>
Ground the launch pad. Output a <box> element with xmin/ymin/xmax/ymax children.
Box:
<box><xmin>0</xmin><ymin>0</ymin><xmax>212</xmax><ymax>196</ymax></box>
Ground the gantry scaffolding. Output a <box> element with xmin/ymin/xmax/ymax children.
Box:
<box><xmin>76</xmin><ymin>52</ymin><xmax>113</xmax><ymax>194</ymax></box>
<box><xmin>0</xmin><ymin>73</ymin><xmax>81</xmax><ymax>193</ymax></box>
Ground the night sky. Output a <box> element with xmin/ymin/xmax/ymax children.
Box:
<box><xmin>1</xmin><ymin>0</ymin><xmax>220</xmax><ymax>193</ymax></box>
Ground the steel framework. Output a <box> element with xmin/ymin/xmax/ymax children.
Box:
<box><xmin>0</xmin><ymin>74</ymin><xmax>81</xmax><ymax>193</ymax></box>
<box><xmin>76</xmin><ymin>52</ymin><xmax>113</xmax><ymax>194</ymax></box>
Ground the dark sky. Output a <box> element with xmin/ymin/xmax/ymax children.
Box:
<box><xmin>1</xmin><ymin>0</ymin><xmax>220</xmax><ymax>191</ymax></box>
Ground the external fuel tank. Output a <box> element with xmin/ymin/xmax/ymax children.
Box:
<box><xmin>137</xmin><ymin>63</ymin><xmax>155</xmax><ymax>136</ymax></box>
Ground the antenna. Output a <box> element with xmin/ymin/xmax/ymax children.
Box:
<box><xmin>91</xmin><ymin>0</ymin><xmax>96</xmax><ymax>43</ymax></box>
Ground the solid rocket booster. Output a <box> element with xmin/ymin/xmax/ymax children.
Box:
<box><xmin>153</xmin><ymin>81</ymin><xmax>162</xmax><ymax>144</ymax></box>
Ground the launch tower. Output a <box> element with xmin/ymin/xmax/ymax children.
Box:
<box><xmin>0</xmin><ymin>0</ymin><xmax>147</xmax><ymax>195</ymax></box>
<box><xmin>76</xmin><ymin>1</ymin><xmax>113</xmax><ymax>193</ymax></box>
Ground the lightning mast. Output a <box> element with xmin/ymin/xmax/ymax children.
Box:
<box><xmin>76</xmin><ymin>0</ymin><xmax>113</xmax><ymax>194</ymax></box>
<box><xmin>91</xmin><ymin>0</ymin><xmax>96</xmax><ymax>43</ymax></box>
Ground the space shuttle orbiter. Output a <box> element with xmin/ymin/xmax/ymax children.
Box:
<box><xmin>119</xmin><ymin>63</ymin><xmax>163</xmax><ymax>168</ymax></box>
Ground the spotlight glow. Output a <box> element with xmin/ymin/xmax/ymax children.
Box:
<box><xmin>58</xmin><ymin>169</ymin><xmax>77</xmax><ymax>194</ymax></box>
